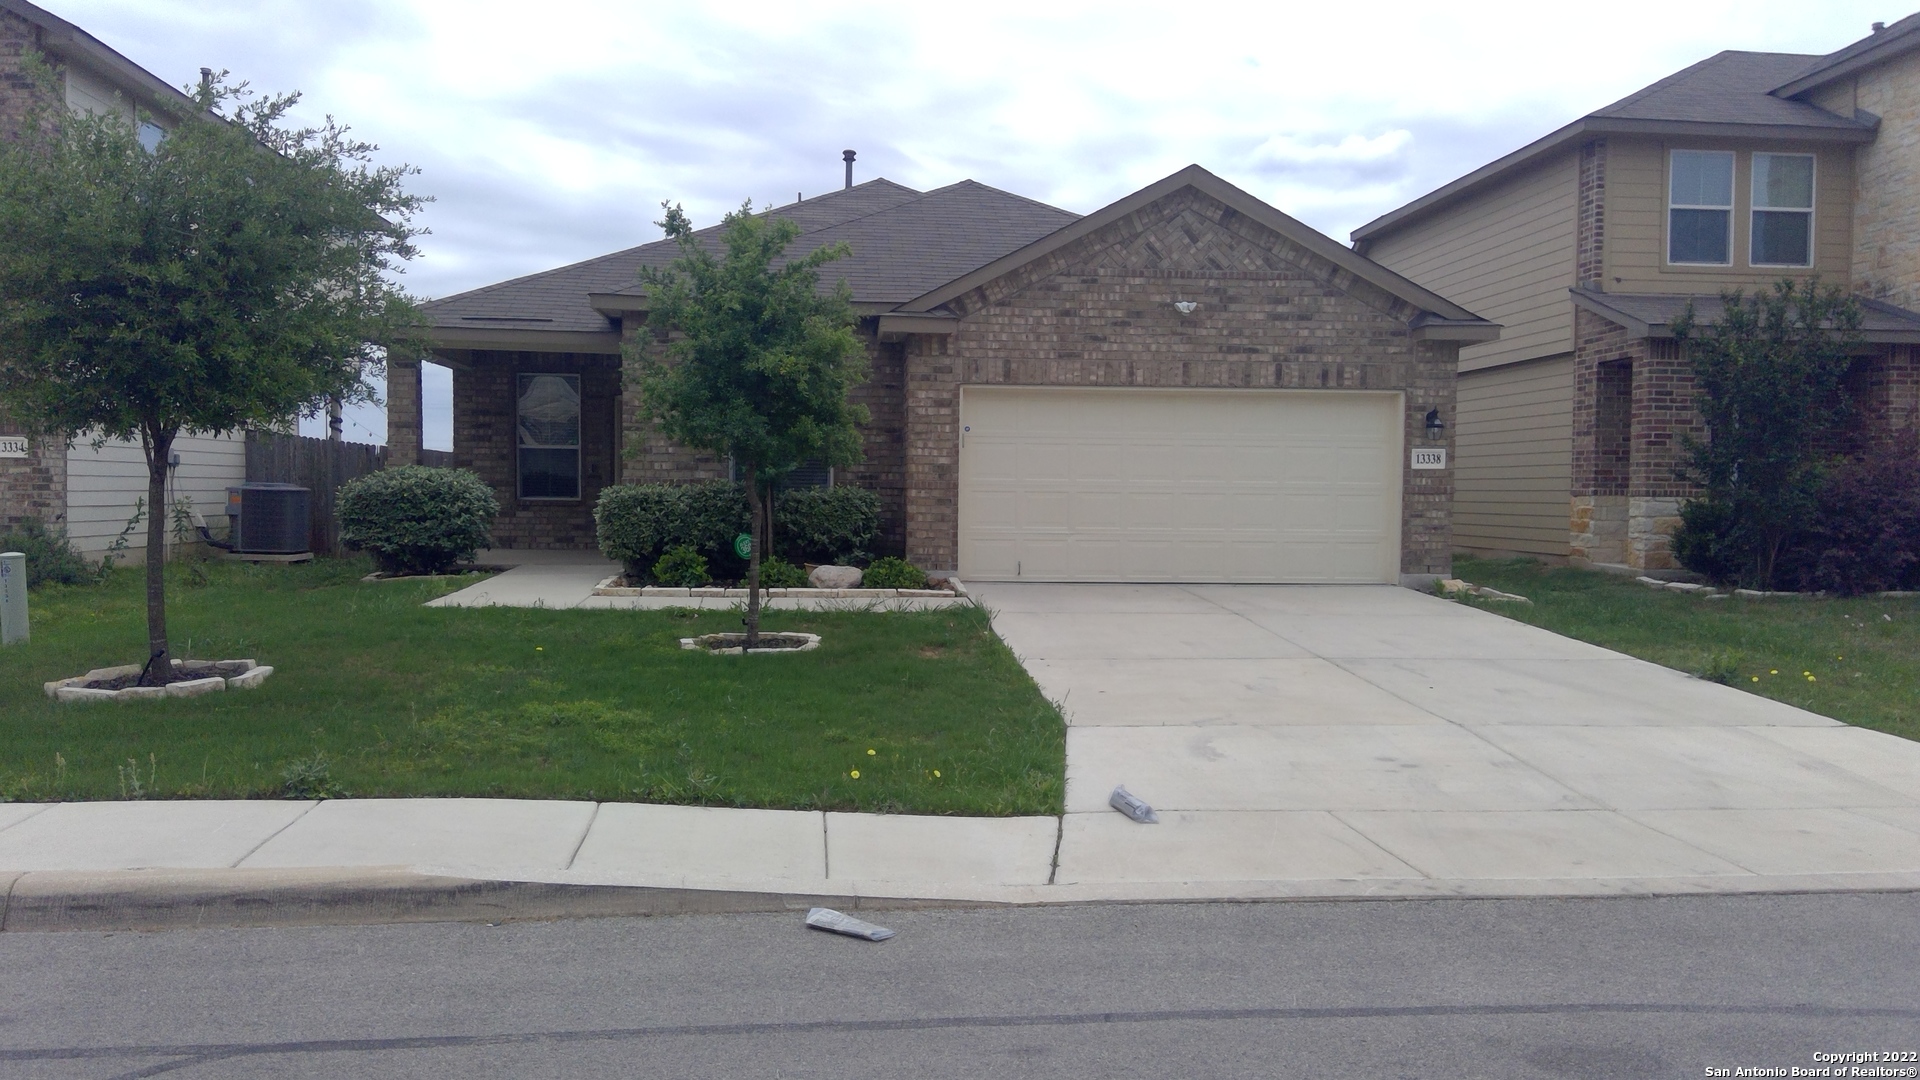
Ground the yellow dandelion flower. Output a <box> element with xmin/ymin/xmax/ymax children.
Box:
<box><xmin>1807</xmin><ymin>675</ymin><xmax>1817</xmax><ymax>682</ymax></box>
<box><xmin>1751</xmin><ymin>676</ymin><xmax>1760</xmax><ymax>683</ymax></box>
<box><xmin>1770</xmin><ymin>669</ymin><xmax>1778</xmax><ymax>675</ymax></box>
<box><xmin>1802</xmin><ymin>671</ymin><xmax>1811</xmax><ymax>676</ymax></box>
<box><xmin>850</xmin><ymin>769</ymin><xmax>860</xmax><ymax>779</ymax></box>
<box><xmin>867</xmin><ymin>748</ymin><xmax>876</xmax><ymax>756</ymax></box>
<box><xmin>933</xmin><ymin>770</ymin><xmax>941</xmax><ymax>778</ymax></box>
<box><xmin>536</xmin><ymin>646</ymin><xmax>544</xmax><ymax>651</ymax></box>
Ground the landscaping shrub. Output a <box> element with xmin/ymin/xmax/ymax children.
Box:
<box><xmin>594</xmin><ymin>481</ymin><xmax>750</xmax><ymax>579</ymax></box>
<box><xmin>0</xmin><ymin>517</ymin><xmax>96</xmax><ymax>586</ymax></box>
<box><xmin>336</xmin><ymin>466</ymin><xmax>499</xmax><ymax>575</ymax></box>
<box><xmin>651</xmin><ymin>544</ymin><xmax>710</xmax><ymax>588</ymax></box>
<box><xmin>774</xmin><ymin>485</ymin><xmax>879</xmax><ymax>565</ymax></box>
<box><xmin>1787</xmin><ymin>434</ymin><xmax>1920</xmax><ymax>595</ymax></box>
<box><xmin>861</xmin><ymin>556</ymin><xmax>927</xmax><ymax>590</ymax></box>
<box><xmin>758</xmin><ymin>555</ymin><xmax>808</xmax><ymax>589</ymax></box>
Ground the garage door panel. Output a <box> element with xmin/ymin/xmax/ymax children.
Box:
<box><xmin>960</xmin><ymin>388</ymin><xmax>1402</xmax><ymax>583</ymax></box>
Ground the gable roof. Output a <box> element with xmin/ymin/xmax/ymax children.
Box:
<box><xmin>1772</xmin><ymin>11</ymin><xmax>1920</xmax><ymax>98</ymax></box>
<box><xmin>1352</xmin><ymin>45</ymin><xmax>1882</xmax><ymax>246</ymax></box>
<box><xmin>900</xmin><ymin>164</ymin><xmax>1493</xmax><ymax>334</ymax></box>
<box><xmin>1</xmin><ymin>0</ymin><xmax>197</xmax><ymax>114</ymax></box>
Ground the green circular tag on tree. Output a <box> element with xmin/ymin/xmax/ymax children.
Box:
<box><xmin>734</xmin><ymin>533</ymin><xmax>753</xmax><ymax>559</ymax></box>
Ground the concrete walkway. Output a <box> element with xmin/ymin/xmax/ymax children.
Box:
<box><xmin>5</xmin><ymin>582</ymin><xmax>1917</xmax><ymax>920</ymax></box>
<box><xmin>975</xmin><ymin>582</ymin><xmax>1920</xmax><ymax>899</ymax></box>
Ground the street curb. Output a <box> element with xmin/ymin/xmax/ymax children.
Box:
<box><xmin>0</xmin><ymin>868</ymin><xmax>997</xmax><ymax>934</ymax></box>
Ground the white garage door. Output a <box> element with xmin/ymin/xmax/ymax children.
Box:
<box><xmin>959</xmin><ymin>387</ymin><xmax>1403</xmax><ymax>583</ymax></box>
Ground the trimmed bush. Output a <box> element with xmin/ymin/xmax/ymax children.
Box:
<box><xmin>861</xmin><ymin>556</ymin><xmax>926</xmax><ymax>590</ymax></box>
<box><xmin>651</xmin><ymin>544</ymin><xmax>710</xmax><ymax>588</ymax></box>
<box><xmin>595</xmin><ymin>481</ymin><xmax>751</xmax><ymax>580</ymax></box>
<box><xmin>337</xmin><ymin>466</ymin><xmax>499</xmax><ymax>575</ymax></box>
<box><xmin>1788</xmin><ymin>435</ymin><xmax>1920</xmax><ymax>595</ymax></box>
<box><xmin>774</xmin><ymin>485</ymin><xmax>879</xmax><ymax>565</ymax></box>
<box><xmin>758</xmin><ymin>555</ymin><xmax>809</xmax><ymax>589</ymax></box>
<box><xmin>0</xmin><ymin>517</ymin><xmax>96</xmax><ymax>587</ymax></box>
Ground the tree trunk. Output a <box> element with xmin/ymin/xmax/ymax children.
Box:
<box><xmin>742</xmin><ymin>462</ymin><xmax>762</xmax><ymax>650</ymax></box>
<box><xmin>137</xmin><ymin>427</ymin><xmax>177</xmax><ymax>687</ymax></box>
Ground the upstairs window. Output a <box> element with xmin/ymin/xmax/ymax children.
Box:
<box><xmin>517</xmin><ymin>373</ymin><xmax>580</xmax><ymax>499</ymax></box>
<box><xmin>137</xmin><ymin>121</ymin><xmax>165</xmax><ymax>153</ymax></box>
<box><xmin>1668</xmin><ymin>150</ymin><xmax>1734</xmax><ymax>265</ymax></box>
<box><xmin>1751</xmin><ymin>153</ymin><xmax>1814</xmax><ymax>266</ymax></box>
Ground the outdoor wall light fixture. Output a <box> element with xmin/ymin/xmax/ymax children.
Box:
<box><xmin>1173</xmin><ymin>300</ymin><xmax>1198</xmax><ymax>315</ymax></box>
<box><xmin>1424</xmin><ymin>408</ymin><xmax>1445</xmax><ymax>437</ymax></box>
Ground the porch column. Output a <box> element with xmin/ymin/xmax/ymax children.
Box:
<box><xmin>388</xmin><ymin>356</ymin><xmax>422</xmax><ymax>466</ymax></box>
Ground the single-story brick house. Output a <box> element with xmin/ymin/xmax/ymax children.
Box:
<box><xmin>403</xmin><ymin>165</ymin><xmax>1498</xmax><ymax>583</ymax></box>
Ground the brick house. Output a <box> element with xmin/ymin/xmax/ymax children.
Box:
<box><xmin>1353</xmin><ymin>16</ymin><xmax>1920</xmax><ymax>571</ymax></box>
<box><xmin>410</xmin><ymin>166</ymin><xmax>1498</xmax><ymax>583</ymax></box>
<box><xmin>0</xmin><ymin>0</ymin><xmax>249</xmax><ymax>555</ymax></box>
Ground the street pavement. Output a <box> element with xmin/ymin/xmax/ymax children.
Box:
<box><xmin>2</xmin><ymin>892</ymin><xmax>1915</xmax><ymax>1079</ymax></box>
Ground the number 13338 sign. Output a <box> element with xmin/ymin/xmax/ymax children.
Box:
<box><xmin>1411</xmin><ymin>447</ymin><xmax>1447</xmax><ymax>470</ymax></box>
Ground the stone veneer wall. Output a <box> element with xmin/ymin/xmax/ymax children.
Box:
<box><xmin>453</xmin><ymin>352</ymin><xmax>620</xmax><ymax>549</ymax></box>
<box><xmin>1851</xmin><ymin>47</ymin><xmax>1920</xmax><ymax>311</ymax></box>
<box><xmin>899</xmin><ymin>186</ymin><xmax>1458</xmax><ymax>575</ymax></box>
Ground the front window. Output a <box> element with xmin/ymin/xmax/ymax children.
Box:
<box><xmin>1668</xmin><ymin>150</ymin><xmax>1734</xmax><ymax>265</ymax></box>
<box><xmin>1751</xmin><ymin>153</ymin><xmax>1814</xmax><ymax>266</ymax></box>
<box><xmin>517</xmin><ymin>373</ymin><xmax>580</xmax><ymax>499</ymax></box>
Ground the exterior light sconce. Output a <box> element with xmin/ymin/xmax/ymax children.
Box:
<box><xmin>1173</xmin><ymin>300</ymin><xmax>1198</xmax><ymax>315</ymax></box>
<box><xmin>1424</xmin><ymin>408</ymin><xmax>1445</xmax><ymax>437</ymax></box>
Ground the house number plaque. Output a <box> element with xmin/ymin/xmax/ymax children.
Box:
<box><xmin>0</xmin><ymin>436</ymin><xmax>27</xmax><ymax>458</ymax></box>
<box><xmin>1410</xmin><ymin>447</ymin><xmax>1447</xmax><ymax>469</ymax></box>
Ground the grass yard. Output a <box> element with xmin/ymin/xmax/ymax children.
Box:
<box><xmin>0</xmin><ymin>557</ymin><xmax>1064</xmax><ymax>814</ymax></box>
<box><xmin>1455</xmin><ymin>556</ymin><xmax>1920</xmax><ymax>742</ymax></box>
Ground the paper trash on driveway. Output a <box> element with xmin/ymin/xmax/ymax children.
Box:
<box><xmin>805</xmin><ymin>907</ymin><xmax>896</xmax><ymax>941</ymax></box>
<box><xmin>1109</xmin><ymin>785</ymin><xmax>1160</xmax><ymax>823</ymax></box>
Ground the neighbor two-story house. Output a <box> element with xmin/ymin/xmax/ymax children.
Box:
<box><xmin>1353</xmin><ymin>15</ymin><xmax>1920</xmax><ymax>570</ymax></box>
<box><xmin>405</xmin><ymin>165</ymin><xmax>1498</xmax><ymax>583</ymax></box>
<box><xmin>0</xmin><ymin>0</ymin><xmax>248</xmax><ymax>556</ymax></box>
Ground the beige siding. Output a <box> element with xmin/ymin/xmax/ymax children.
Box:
<box><xmin>1605</xmin><ymin>135</ymin><xmax>1853</xmax><ymax>293</ymax></box>
<box><xmin>1453</xmin><ymin>356</ymin><xmax>1573</xmax><ymax>558</ymax></box>
<box><xmin>63</xmin><ymin>65</ymin><xmax>134</xmax><ymax>120</ymax></box>
<box><xmin>66</xmin><ymin>432</ymin><xmax>246</xmax><ymax>556</ymax></box>
<box><xmin>1364</xmin><ymin>149</ymin><xmax>1577</xmax><ymax>373</ymax></box>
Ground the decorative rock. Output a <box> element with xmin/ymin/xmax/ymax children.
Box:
<box><xmin>1436</xmin><ymin>578</ymin><xmax>1471</xmax><ymax>595</ymax></box>
<box><xmin>117</xmin><ymin>685</ymin><xmax>168</xmax><ymax>700</ymax></box>
<box><xmin>681</xmin><ymin>631</ymin><xmax>822</xmax><ymax>655</ymax></box>
<box><xmin>1637</xmin><ymin>576</ymin><xmax>1667</xmax><ymax>588</ymax></box>
<box><xmin>83</xmin><ymin>664</ymin><xmax>142</xmax><ymax>683</ymax></box>
<box><xmin>809</xmin><ymin>564</ymin><xmax>863</xmax><ymax>589</ymax></box>
<box><xmin>1664</xmin><ymin>581</ymin><xmax>1707</xmax><ymax>592</ymax></box>
<box><xmin>227</xmin><ymin>665</ymin><xmax>274</xmax><ymax>690</ymax></box>
<box><xmin>55</xmin><ymin>686</ymin><xmax>119</xmax><ymax>703</ymax></box>
<box><xmin>165</xmin><ymin>676</ymin><xmax>227</xmax><ymax>698</ymax></box>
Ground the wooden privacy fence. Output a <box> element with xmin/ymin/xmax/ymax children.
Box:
<box><xmin>244</xmin><ymin>433</ymin><xmax>386</xmax><ymax>555</ymax></box>
<box><xmin>244</xmin><ymin>434</ymin><xmax>456</xmax><ymax>554</ymax></box>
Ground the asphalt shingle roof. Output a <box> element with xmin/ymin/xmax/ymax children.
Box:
<box><xmin>421</xmin><ymin>179</ymin><xmax>1081</xmax><ymax>333</ymax></box>
<box><xmin>1589</xmin><ymin>50</ymin><xmax>1869</xmax><ymax>130</ymax></box>
<box><xmin>1572</xmin><ymin>288</ymin><xmax>1920</xmax><ymax>341</ymax></box>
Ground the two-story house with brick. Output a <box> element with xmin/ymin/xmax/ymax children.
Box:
<box><xmin>0</xmin><ymin>0</ymin><xmax>249</xmax><ymax>556</ymax></box>
<box><xmin>410</xmin><ymin>165</ymin><xmax>1498</xmax><ymax>583</ymax></box>
<box><xmin>1353</xmin><ymin>15</ymin><xmax>1920</xmax><ymax>570</ymax></box>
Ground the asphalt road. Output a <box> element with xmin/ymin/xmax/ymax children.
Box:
<box><xmin>3</xmin><ymin>893</ymin><xmax>1916</xmax><ymax>1079</ymax></box>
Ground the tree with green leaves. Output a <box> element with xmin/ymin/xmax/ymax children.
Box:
<box><xmin>0</xmin><ymin>67</ymin><xmax>424</xmax><ymax>685</ymax></box>
<box><xmin>1670</xmin><ymin>280</ymin><xmax>1862</xmax><ymax>589</ymax></box>
<box><xmin>631</xmin><ymin>202</ymin><xmax>869</xmax><ymax>647</ymax></box>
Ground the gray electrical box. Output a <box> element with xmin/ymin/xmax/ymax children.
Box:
<box><xmin>0</xmin><ymin>550</ymin><xmax>26</xmax><ymax>645</ymax></box>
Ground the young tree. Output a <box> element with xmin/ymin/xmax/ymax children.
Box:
<box><xmin>631</xmin><ymin>202</ymin><xmax>869</xmax><ymax>647</ymax></box>
<box><xmin>0</xmin><ymin>68</ymin><xmax>424</xmax><ymax>685</ymax></box>
<box><xmin>1670</xmin><ymin>280</ymin><xmax>1862</xmax><ymax>588</ymax></box>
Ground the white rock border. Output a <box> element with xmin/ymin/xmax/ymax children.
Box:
<box><xmin>680</xmin><ymin>632</ymin><xmax>822</xmax><ymax>655</ymax></box>
<box><xmin>43</xmin><ymin>660</ymin><xmax>275</xmax><ymax>703</ymax></box>
<box><xmin>595</xmin><ymin>575</ymin><xmax>964</xmax><ymax>601</ymax></box>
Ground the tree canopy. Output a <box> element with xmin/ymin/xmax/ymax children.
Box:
<box><xmin>1670</xmin><ymin>279</ymin><xmax>1862</xmax><ymax>588</ymax></box>
<box><xmin>0</xmin><ymin>65</ymin><xmax>425</xmax><ymax>683</ymax></box>
<box><xmin>629</xmin><ymin>201</ymin><xmax>870</xmax><ymax>642</ymax></box>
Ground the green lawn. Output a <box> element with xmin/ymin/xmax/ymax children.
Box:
<box><xmin>0</xmin><ymin>558</ymin><xmax>1064</xmax><ymax>813</ymax></box>
<box><xmin>1455</xmin><ymin>556</ymin><xmax>1920</xmax><ymax>742</ymax></box>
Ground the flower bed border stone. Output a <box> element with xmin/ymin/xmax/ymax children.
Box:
<box><xmin>679</xmin><ymin>631</ymin><xmax>822</xmax><ymax>655</ymax></box>
<box><xmin>593</xmin><ymin>576</ymin><xmax>965</xmax><ymax>601</ymax></box>
<box><xmin>44</xmin><ymin>660</ymin><xmax>275</xmax><ymax>703</ymax></box>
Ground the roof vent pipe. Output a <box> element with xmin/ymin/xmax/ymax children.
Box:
<box><xmin>199</xmin><ymin>66</ymin><xmax>213</xmax><ymax>91</ymax></box>
<box><xmin>1874</xmin><ymin>20</ymin><xmax>1886</xmax><ymax>31</ymax></box>
<box><xmin>843</xmin><ymin>149</ymin><xmax>856</xmax><ymax>189</ymax></box>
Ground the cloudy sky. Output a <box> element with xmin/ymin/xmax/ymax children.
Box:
<box><xmin>45</xmin><ymin>0</ymin><xmax>1899</xmax><ymax>445</ymax></box>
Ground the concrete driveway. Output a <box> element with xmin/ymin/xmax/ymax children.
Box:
<box><xmin>972</xmin><ymin>582</ymin><xmax>1920</xmax><ymax>897</ymax></box>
